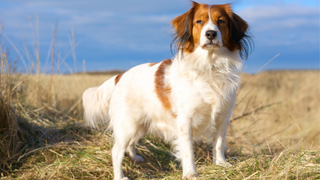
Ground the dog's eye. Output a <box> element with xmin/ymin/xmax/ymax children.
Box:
<box><xmin>196</xmin><ymin>20</ymin><xmax>203</xmax><ymax>24</ymax></box>
<box><xmin>218</xmin><ymin>19</ymin><xmax>225</xmax><ymax>24</ymax></box>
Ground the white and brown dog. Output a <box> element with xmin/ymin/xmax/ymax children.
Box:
<box><xmin>83</xmin><ymin>2</ymin><xmax>252</xmax><ymax>179</ymax></box>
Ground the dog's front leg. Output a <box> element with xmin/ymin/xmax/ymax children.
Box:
<box><xmin>212</xmin><ymin>114</ymin><xmax>229</xmax><ymax>166</ymax></box>
<box><xmin>177</xmin><ymin>116</ymin><xmax>198</xmax><ymax>179</ymax></box>
<box><xmin>212</xmin><ymin>92</ymin><xmax>235</xmax><ymax>167</ymax></box>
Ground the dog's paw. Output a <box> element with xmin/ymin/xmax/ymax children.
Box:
<box><xmin>134</xmin><ymin>155</ymin><xmax>145</xmax><ymax>163</ymax></box>
<box><xmin>183</xmin><ymin>173</ymin><xmax>199</xmax><ymax>180</ymax></box>
<box><xmin>121</xmin><ymin>177</ymin><xmax>130</xmax><ymax>180</ymax></box>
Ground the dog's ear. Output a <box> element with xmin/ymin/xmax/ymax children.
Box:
<box><xmin>218</xmin><ymin>4</ymin><xmax>248</xmax><ymax>41</ymax></box>
<box><xmin>171</xmin><ymin>1</ymin><xmax>198</xmax><ymax>53</ymax></box>
<box><xmin>231</xmin><ymin>12</ymin><xmax>248</xmax><ymax>40</ymax></box>
<box><xmin>228</xmin><ymin>10</ymin><xmax>253</xmax><ymax>60</ymax></box>
<box><xmin>171</xmin><ymin>1</ymin><xmax>198</xmax><ymax>37</ymax></box>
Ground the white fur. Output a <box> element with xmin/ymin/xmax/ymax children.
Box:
<box><xmin>82</xmin><ymin>12</ymin><xmax>243</xmax><ymax>180</ymax></box>
<box><xmin>82</xmin><ymin>76</ymin><xmax>116</xmax><ymax>128</ymax></box>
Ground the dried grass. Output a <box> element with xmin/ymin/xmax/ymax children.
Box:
<box><xmin>0</xmin><ymin>49</ymin><xmax>29</xmax><ymax>175</ymax></box>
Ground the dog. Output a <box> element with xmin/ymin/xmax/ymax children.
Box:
<box><xmin>82</xmin><ymin>2</ymin><xmax>252</xmax><ymax>179</ymax></box>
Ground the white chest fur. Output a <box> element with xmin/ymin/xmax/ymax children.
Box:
<box><xmin>169</xmin><ymin>47</ymin><xmax>242</xmax><ymax>140</ymax></box>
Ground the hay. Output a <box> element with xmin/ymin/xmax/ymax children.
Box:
<box><xmin>0</xmin><ymin>51</ymin><xmax>28</xmax><ymax>174</ymax></box>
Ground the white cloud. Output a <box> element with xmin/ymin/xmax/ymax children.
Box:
<box><xmin>252</xmin><ymin>17</ymin><xmax>319</xmax><ymax>31</ymax></box>
<box><xmin>235</xmin><ymin>4</ymin><xmax>319</xmax><ymax>47</ymax></box>
<box><xmin>238</xmin><ymin>5</ymin><xmax>319</xmax><ymax>23</ymax></box>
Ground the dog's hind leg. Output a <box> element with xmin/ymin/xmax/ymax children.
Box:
<box><xmin>126</xmin><ymin>127</ymin><xmax>146</xmax><ymax>163</ymax></box>
<box><xmin>112</xmin><ymin>136</ymin><xmax>130</xmax><ymax>180</ymax></box>
<box><xmin>111</xmin><ymin>116</ymin><xmax>142</xmax><ymax>180</ymax></box>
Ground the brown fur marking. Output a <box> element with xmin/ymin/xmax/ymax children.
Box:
<box><xmin>155</xmin><ymin>59</ymin><xmax>176</xmax><ymax>117</ymax></box>
<box><xmin>149</xmin><ymin>63</ymin><xmax>157</xmax><ymax>67</ymax></box>
<box><xmin>115</xmin><ymin>73</ymin><xmax>124</xmax><ymax>85</ymax></box>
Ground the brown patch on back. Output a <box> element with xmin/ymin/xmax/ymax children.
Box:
<box><xmin>155</xmin><ymin>59</ymin><xmax>176</xmax><ymax>117</ymax></box>
<box><xmin>115</xmin><ymin>73</ymin><xmax>124</xmax><ymax>85</ymax></box>
<box><xmin>149</xmin><ymin>63</ymin><xmax>157</xmax><ymax>67</ymax></box>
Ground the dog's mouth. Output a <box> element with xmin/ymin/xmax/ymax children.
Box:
<box><xmin>201</xmin><ymin>42</ymin><xmax>221</xmax><ymax>50</ymax></box>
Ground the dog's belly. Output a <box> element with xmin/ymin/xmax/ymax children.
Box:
<box><xmin>143</xmin><ymin>110</ymin><xmax>177</xmax><ymax>142</ymax></box>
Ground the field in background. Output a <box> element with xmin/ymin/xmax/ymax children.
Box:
<box><xmin>0</xmin><ymin>67</ymin><xmax>319</xmax><ymax>179</ymax></box>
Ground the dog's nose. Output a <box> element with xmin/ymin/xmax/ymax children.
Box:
<box><xmin>205</xmin><ymin>30</ymin><xmax>217</xmax><ymax>40</ymax></box>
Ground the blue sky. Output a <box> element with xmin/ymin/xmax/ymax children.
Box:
<box><xmin>0</xmin><ymin>0</ymin><xmax>319</xmax><ymax>73</ymax></box>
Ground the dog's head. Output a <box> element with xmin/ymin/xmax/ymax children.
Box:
<box><xmin>171</xmin><ymin>2</ymin><xmax>252</xmax><ymax>59</ymax></box>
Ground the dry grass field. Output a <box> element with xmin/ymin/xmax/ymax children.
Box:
<box><xmin>0</xmin><ymin>52</ymin><xmax>319</xmax><ymax>179</ymax></box>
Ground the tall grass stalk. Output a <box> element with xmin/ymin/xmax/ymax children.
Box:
<box><xmin>48</xmin><ymin>19</ymin><xmax>58</xmax><ymax>101</ymax></box>
<box><xmin>0</xmin><ymin>48</ymin><xmax>26</xmax><ymax>175</ymax></box>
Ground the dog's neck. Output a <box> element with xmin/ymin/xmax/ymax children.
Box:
<box><xmin>173</xmin><ymin>47</ymin><xmax>243</xmax><ymax>75</ymax></box>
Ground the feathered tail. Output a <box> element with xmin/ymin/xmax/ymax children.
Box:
<box><xmin>82</xmin><ymin>76</ymin><xmax>116</xmax><ymax>129</ymax></box>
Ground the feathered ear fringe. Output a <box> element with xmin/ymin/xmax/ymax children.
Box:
<box><xmin>170</xmin><ymin>1</ymin><xmax>198</xmax><ymax>56</ymax></box>
<box><xmin>230</xmin><ymin>13</ymin><xmax>254</xmax><ymax>60</ymax></box>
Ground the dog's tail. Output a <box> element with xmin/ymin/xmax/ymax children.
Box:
<box><xmin>82</xmin><ymin>76</ymin><xmax>116</xmax><ymax>129</ymax></box>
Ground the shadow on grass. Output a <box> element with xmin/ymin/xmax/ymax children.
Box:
<box><xmin>0</xmin><ymin>115</ymin><xmax>98</xmax><ymax>176</ymax></box>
